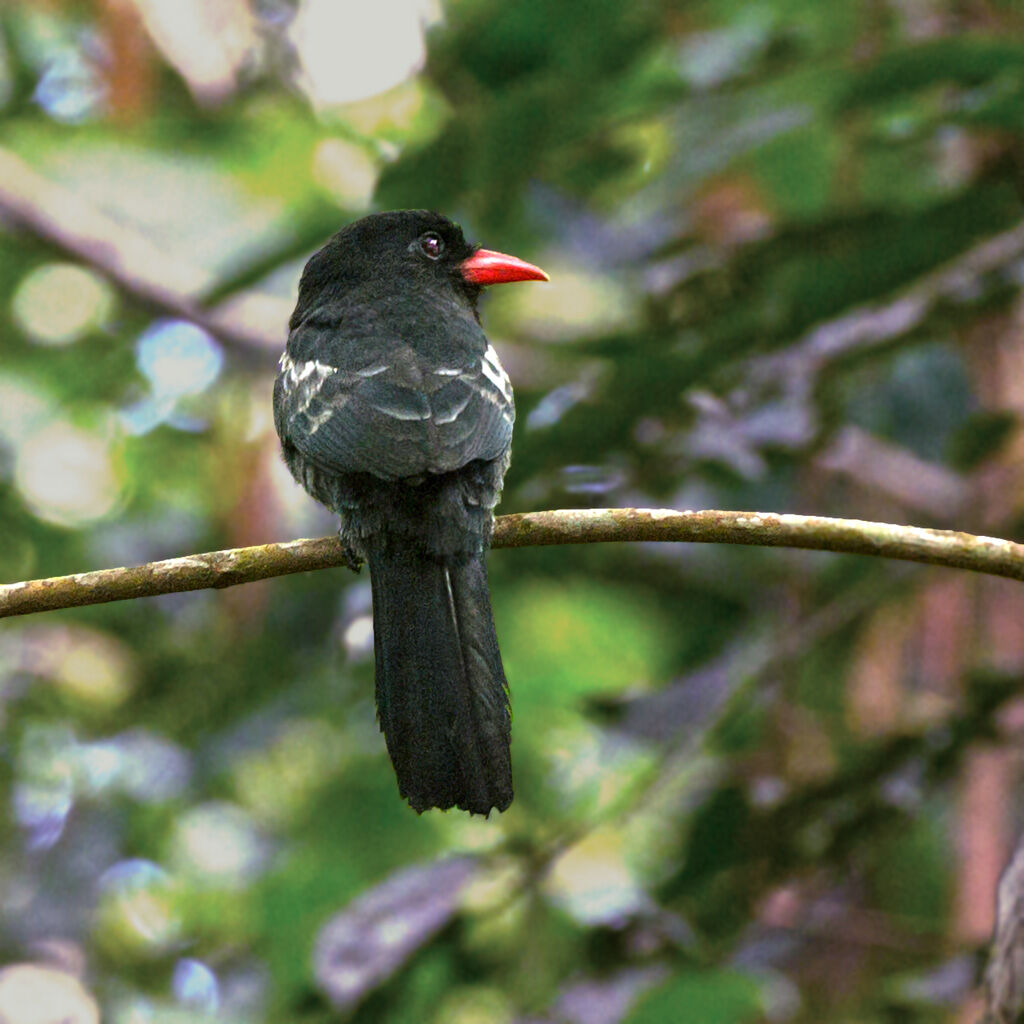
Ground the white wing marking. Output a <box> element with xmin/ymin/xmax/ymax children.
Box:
<box><xmin>289</xmin><ymin>359</ymin><xmax>335</xmax><ymax>385</ymax></box>
<box><xmin>481</xmin><ymin>344</ymin><xmax>513</xmax><ymax>400</ymax></box>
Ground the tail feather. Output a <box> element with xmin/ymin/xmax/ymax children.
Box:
<box><xmin>368</xmin><ymin>539</ymin><xmax>512</xmax><ymax>815</ymax></box>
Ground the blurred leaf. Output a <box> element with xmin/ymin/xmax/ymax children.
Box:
<box><xmin>837</xmin><ymin>38</ymin><xmax>1024</xmax><ymax>111</ymax></box>
<box><xmin>866</xmin><ymin>805</ymin><xmax>952</xmax><ymax>933</ymax></box>
<box><xmin>313</xmin><ymin>857</ymin><xmax>478</xmax><ymax>1012</ymax></box>
<box><xmin>623</xmin><ymin>968</ymin><xmax>762</xmax><ymax>1024</ymax></box>
<box><xmin>946</xmin><ymin>409</ymin><xmax>1018</xmax><ymax>470</ymax></box>
<box><xmin>497</xmin><ymin>578</ymin><xmax>673</xmax><ymax>712</ymax></box>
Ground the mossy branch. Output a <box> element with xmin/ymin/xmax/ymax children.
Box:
<box><xmin>2</xmin><ymin>508</ymin><xmax>1023</xmax><ymax>619</ymax></box>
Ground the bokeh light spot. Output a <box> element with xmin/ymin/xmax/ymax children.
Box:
<box><xmin>98</xmin><ymin>860</ymin><xmax>182</xmax><ymax>953</ymax></box>
<box><xmin>13</xmin><ymin>776</ymin><xmax>73</xmax><ymax>851</ymax></box>
<box><xmin>15</xmin><ymin>725</ymin><xmax>78</xmax><ymax>850</ymax></box>
<box><xmin>546</xmin><ymin>829</ymin><xmax>644</xmax><ymax>926</ymax></box>
<box><xmin>12</xmin><ymin>263</ymin><xmax>114</xmax><ymax>346</ymax></box>
<box><xmin>172</xmin><ymin>959</ymin><xmax>220</xmax><ymax>1016</ymax></box>
<box><xmin>343</xmin><ymin>614</ymin><xmax>374</xmax><ymax>660</ymax></box>
<box><xmin>14</xmin><ymin>422</ymin><xmax>123</xmax><ymax>527</ymax></box>
<box><xmin>110</xmin><ymin>731</ymin><xmax>191</xmax><ymax>802</ymax></box>
<box><xmin>0</xmin><ymin>376</ymin><xmax>53</xmax><ymax>451</ymax></box>
<box><xmin>135</xmin><ymin>320</ymin><xmax>224</xmax><ymax>400</ymax></box>
<box><xmin>491</xmin><ymin>264</ymin><xmax>634</xmax><ymax>342</ymax></box>
<box><xmin>312</xmin><ymin>138</ymin><xmax>378</xmax><ymax>210</ymax></box>
<box><xmin>288</xmin><ymin>0</ymin><xmax>434</xmax><ymax>107</ymax></box>
<box><xmin>33</xmin><ymin>47</ymin><xmax>106</xmax><ymax>123</ymax></box>
<box><xmin>171</xmin><ymin>802</ymin><xmax>268</xmax><ymax>885</ymax></box>
<box><xmin>52</xmin><ymin>631</ymin><xmax>134</xmax><ymax>708</ymax></box>
<box><xmin>0</xmin><ymin>964</ymin><xmax>99</xmax><ymax>1024</ymax></box>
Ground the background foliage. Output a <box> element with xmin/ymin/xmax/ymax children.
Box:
<box><xmin>1</xmin><ymin>1</ymin><xmax>1024</xmax><ymax>1022</ymax></box>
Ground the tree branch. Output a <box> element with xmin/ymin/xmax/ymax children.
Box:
<box><xmin>0</xmin><ymin>146</ymin><xmax>288</xmax><ymax>359</ymax></box>
<box><xmin>2</xmin><ymin>508</ymin><xmax>1024</xmax><ymax>619</ymax></box>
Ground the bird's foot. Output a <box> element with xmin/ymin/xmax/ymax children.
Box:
<box><xmin>337</xmin><ymin>533</ymin><xmax>363</xmax><ymax>573</ymax></box>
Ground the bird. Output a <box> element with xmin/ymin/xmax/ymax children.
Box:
<box><xmin>273</xmin><ymin>210</ymin><xmax>548</xmax><ymax>815</ymax></box>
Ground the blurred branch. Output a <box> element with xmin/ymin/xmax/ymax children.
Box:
<box><xmin>194</xmin><ymin>204</ymin><xmax>339</xmax><ymax>307</ymax></box>
<box><xmin>0</xmin><ymin>146</ymin><xmax>289</xmax><ymax>358</ymax></box>
<box><xmin>765</xmin><ymin>218</ymin><xmax>1024</xmax><ymax>372</ymax></box>
<box><xmin>816</xmin><ymin>426</ymin><xmax>971</xmax><ymax>518</ymax></box>
<box><xmin>3</xmin><ymin>508</ymin><xmax>1024</xmax><ymax>618</ymax></box>
<box><xmin>315</xmin><ymin>857</ymin><xmax>478</xmax><ymax>1012</ymax></box>
<box><xmin>708</xmin><ymin>218</ymin><xmax>1024</xmax><ymax>457</ymax></box>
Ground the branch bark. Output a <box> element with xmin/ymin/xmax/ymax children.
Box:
<box><xmin>3</xmin><ymin>508</ymin><xmax>1024</xmax><ymax>619</ymax></box>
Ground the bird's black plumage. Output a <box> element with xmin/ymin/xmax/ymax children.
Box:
<box><xmin>273</xmin><ymin>210</ymin><xmax>535</xmax><ymax>815</ymax></box>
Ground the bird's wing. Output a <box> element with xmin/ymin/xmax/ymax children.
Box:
<box><xmin>274</xmin><ymin>318</ymin><xmax>514</xmax><ymax>481</ymax></box>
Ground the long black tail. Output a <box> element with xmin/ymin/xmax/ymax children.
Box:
<box><xmin>367</xmin><ymin>538</ymin><xmax>512</xmax><ymax>815</ymax></box>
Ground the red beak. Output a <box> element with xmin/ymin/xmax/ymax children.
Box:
<box><xmin>460</xmin><ymin>248</ymin><xmax>549</xmax><ymax>286</ymax></box>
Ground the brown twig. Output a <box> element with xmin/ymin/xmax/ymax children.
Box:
<box><xmin>3</xmin><ymin>508</ymin><xmax>1024</xmax><ymax>619</ymax></box>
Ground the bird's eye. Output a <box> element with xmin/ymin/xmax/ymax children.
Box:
<box><xmin>419</xmin><ymin>232</ymin><xmax>444</xmax><ymax>259</ymax></box>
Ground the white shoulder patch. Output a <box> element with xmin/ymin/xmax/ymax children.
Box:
<box><xmin>292</xmin><ymin>359</ymin><xmax>335</xmax><ymax>384</ymax></box>
<box><xmin>480</xmin><ymin>344</ymin><xmax>513</xmax><ymax>402</ymax></box>
<box><xmin>278</xmin><ymin>350</ymin><xmax>336</xmax><ymax>385</ymax></box>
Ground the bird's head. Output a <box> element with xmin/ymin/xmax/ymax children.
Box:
<box><xmin>292</xmin><ymin>210</ymin><xmax>548</xmax><ymax>325</ymax></box>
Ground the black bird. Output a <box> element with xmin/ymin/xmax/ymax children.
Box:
<box><xmin>273</xmin><ymin>210</ymin><xmax>548</xmax><ymax>815</ymax></box>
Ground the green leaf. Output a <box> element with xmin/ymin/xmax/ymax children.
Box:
<box><xmin>625</xmin><ymin>968</ymin><xmax>763</xmax><ymax>1024</ymax></box>
<box><xmin>837</xmin><ymin>38</ymin><xmax>1024</xmax><ymax>110</ymax></box>
<box><xmin>946</xmin><ymin>410</ymin><xmax>1018</xmax><ymax>470</ymax></box>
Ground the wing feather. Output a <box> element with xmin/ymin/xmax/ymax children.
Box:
<box><xmin>276</xmin><ymin>320</ymin><xmax>513</xmax><ymax>481</ymax></box>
